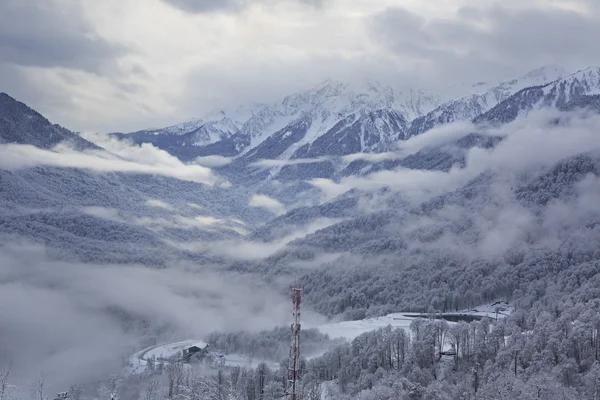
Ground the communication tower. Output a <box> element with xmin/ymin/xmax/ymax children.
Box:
<box><xmin>286</xmin><ymin>285</ymin><xmax>302</xmax><ymax>400</ymax></box>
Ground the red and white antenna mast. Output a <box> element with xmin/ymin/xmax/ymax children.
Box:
<box><xmin>286</xmin><ymin>284</ymin><xmax>302</xmax><ymax>400</ymax></box>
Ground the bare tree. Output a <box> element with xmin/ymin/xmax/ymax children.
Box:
<box><xmin>140</xmin><ymin>378</ymin><xmax>160</xmax><ymax>400</ymax></box>
<box><xmin>68</xmin><ymin>385</ymin><xmax>82</xmax><ymax>400</ymax></box>
<box><xmin>0</xmin><ymin>364</ymin><xmax>11</xmax><ymax>400</ymax></box>
<box><xmin>31</xmin><ymin>374</ymin><xmax>47</xmax><ymax>400</ymax></box>
<box><xmin>166</xmin><ymin>363</ymin><xmax>184</xmax><ymax>399</ymax></box>
<box><xmin>108</xmin><ymin>375</ymin><xmax>122</xmax><ymax>400</ymax></box>
<box><xmin>99</xmin><ymin>375</ymin><xmax>122</xmax><ymax>400</ymax></box>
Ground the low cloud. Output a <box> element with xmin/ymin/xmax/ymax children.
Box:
<box><xmin>145</xmin><ymin>199</ymin><xmax>174</xmax><ymax>210</ymax></box>
<box><xmin>310</xmin><ymin>110</ymin><xmax>600</xmax><ymax>203</ymax></box>
<box><xmin>137</xmin><ymin>215</ymin><xmax>248</xmax><ymax>234</ymax></box>
<box><xmin>0</xmin><ymin>240</ymin><xmax>293</xmax><ymax>391</ymax></box>
<box><xmin>249</xmin><ymin>194</ymin><xmax>286</xmax><ymax>215</ymax></box>
<box><xmin>249</xmin><ymin>121</ymin><xmax>479</xmax><ymax>171</ymax></box>
<box><xmin>195</xmin><ymin>155</ymin><xmax>233</xmax><ymax>167</ymax></box>
<box><xmin>82</xmin><ymin>205</ymin><xmax>248</xmax><ymax>234</ymax></box>
<box><xmin>81</xmin><ymin>206</ymin><xmax>124</xmax><ymax>222</ymax></box>
<box><xmin>178</xmin><ymin>218</ymin><xmax>341</xmax><ymax>260</ymax></box>
<box><xmin>0</xmin><ymin>134</ymin><xmax>223</xmax><ymax>186</ymax></box>
<box><xmin>392</xmin><ymin>121</ymin><xmax>482</xmax><ymax>155</ymax></box>
<box><xmin>341</xmin><ymin>152</ymin><xmax>398</xmax><ymax>163</ymax></box>
<box><xmin>250</xmin><ymin>157</ymin><xmax>330</xmax><ymax>169</ymax></box>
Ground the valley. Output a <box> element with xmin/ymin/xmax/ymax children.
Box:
<box><xmin>2</xmin><ymin>63</ymin><xmax>600</xmax><ymax>400</ymax></box>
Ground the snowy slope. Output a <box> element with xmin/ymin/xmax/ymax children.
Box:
<box><xmin>114</xmin><ymin>113</ymin><xmax>244</xmax><ymax>160</ymax></box>
<box><xmin>408</xmin><ymin>65</ymin><xmax>569</xmax><ymax>137</ymax></box>
<box><xmin>128</xmin><ymin>340</ymin><xmax>279</xmax><ymax>374</ymax></box>
<box><xmin>133</xmin><ymin>65</ymin><xmax>571</xmax><ymax>170</ymax></box>
<box><xmin>232</xmin><ymin>79</ymin><xmax>439</xmax><ymax>159</ymax></box>
<box><xmin>476</xmin><ymin>66</ymin><xmax>600</xmax><ymax>124</ymax></box>
<box><xmin>127</xmin><ymin>302</ymin><xmax>512</xmax><ymax>375</ymax></box>
<box><xmin>314</xmin><ymin>306</ymin><xmax>513</xmax><ymax>341</ymax></box>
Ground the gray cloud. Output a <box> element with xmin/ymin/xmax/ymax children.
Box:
<box><xmin>175</xmin><ymin>218</ymin><xmax>341</xmax><ymax>260</ymax></box>
<box><xmin>1</xmin><ymin>0</ymin><xmax>598</xmax><ymax>133</ymax></box>
<box><xmin>162</xmin><ymin>0</ymin><xmax>327</xmax><ymax>13</ymax></box>
<box><xmin>0</xmin><ymin>133</ymin><xmax>224</xmax><ymax>186</ymax></box>
<box><xmin>163</xmin><ymin>0</ymin><xmax>242</xmax><ymax>13</ymax></box>
<box><xmin>369</xmin><ymin>3</ymin><xmax>600</xmax><ymax>84</ymax></box>
<box><xmin>0</xmin><ymin>0</ymin><xmax>125</xmax><ymax>73</ymax></box>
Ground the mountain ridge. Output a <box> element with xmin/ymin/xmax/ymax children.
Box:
<box><xmin>0</xmin><ymin>93</ymin><xmax>100</xmax><ymax>150</ymax></box>
<box><xmin>111</xmin><ymin>64</ymin><xmax>575</xmax><ymax>168</ymax></box>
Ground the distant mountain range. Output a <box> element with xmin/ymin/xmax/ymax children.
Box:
<box><xmin>109</xmin><ymin>65</ymin><xmax>600</xmax><ymax>188</ymax></box>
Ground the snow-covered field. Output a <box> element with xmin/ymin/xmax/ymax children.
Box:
<box><xmin>314</xmin><ymin>313</ymin><xmax>416</xmax><ymax>341</ymax></box>
<box><xmin>314</xmin><ymin>302</ymin><xmax>512</xmax><ymax>341</ymax></box>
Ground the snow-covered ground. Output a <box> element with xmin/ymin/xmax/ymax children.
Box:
<box><xmin>314</xmin><ymin>313</ymin><xmax>416</xmax><ymax>341</ymax></box>
<box><xmin>127</xmin><ymin>303</ymin><xmax>512</xmax><ymax>375</ymax></box>
<box><xmin>314</xmin><ymin>302</ymin><xmax>512</xmax><ymax>341</ymax></box>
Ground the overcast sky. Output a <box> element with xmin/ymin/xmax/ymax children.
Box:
<box><xmin>0</xmin><ymin>0</ymin><xmax>598</xmax><ymax>132</ymax></box>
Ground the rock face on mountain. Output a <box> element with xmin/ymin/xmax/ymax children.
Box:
<box><xmin>0</xmin><ymin>93</ymin><xmax>98</xmax><ymax>150</ymax></box>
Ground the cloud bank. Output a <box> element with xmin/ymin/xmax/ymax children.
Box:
<box><xmin>0</xmin><ymin>136</ymin><xmax>224</xmax><ymax>186</ymax></box>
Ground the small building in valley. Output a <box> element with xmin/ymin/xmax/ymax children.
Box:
<box><xmin>182</xmin><ymin>341</ymin><xmax>209</xmax><ymax>363</ymax></box>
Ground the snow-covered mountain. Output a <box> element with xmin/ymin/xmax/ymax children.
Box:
<box><xmin>476</xmin><ymin>66</ymin><xmax>600</xmax><ymax>124</ymax></box>
<box><xmin>115</xmin><ymin>65</ymin><xmax>574</xmax><ymax>170</ymax></box>
<box><xmin>109</xmin><ymin>64</ymin><xmax>599</xmax><ymax>188</ymax></box>
<box><xmin>408</xmin><ymin>64</ymin><xmax>569</xmax><ymax>137</ymax></box>
<box><xmin>229</xmin><ymin>79</ymin><xmax>439</xmax><ymax>160</ymax></box>
<box><xmin>122</xmin><ymin>79</ymin><xmax>439</xmax><ymax>164</ymax></box>
<box><xmin>114</xmin><ymin>112</ymin><xmax>244</xmax><ymax>160</ymax></box>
